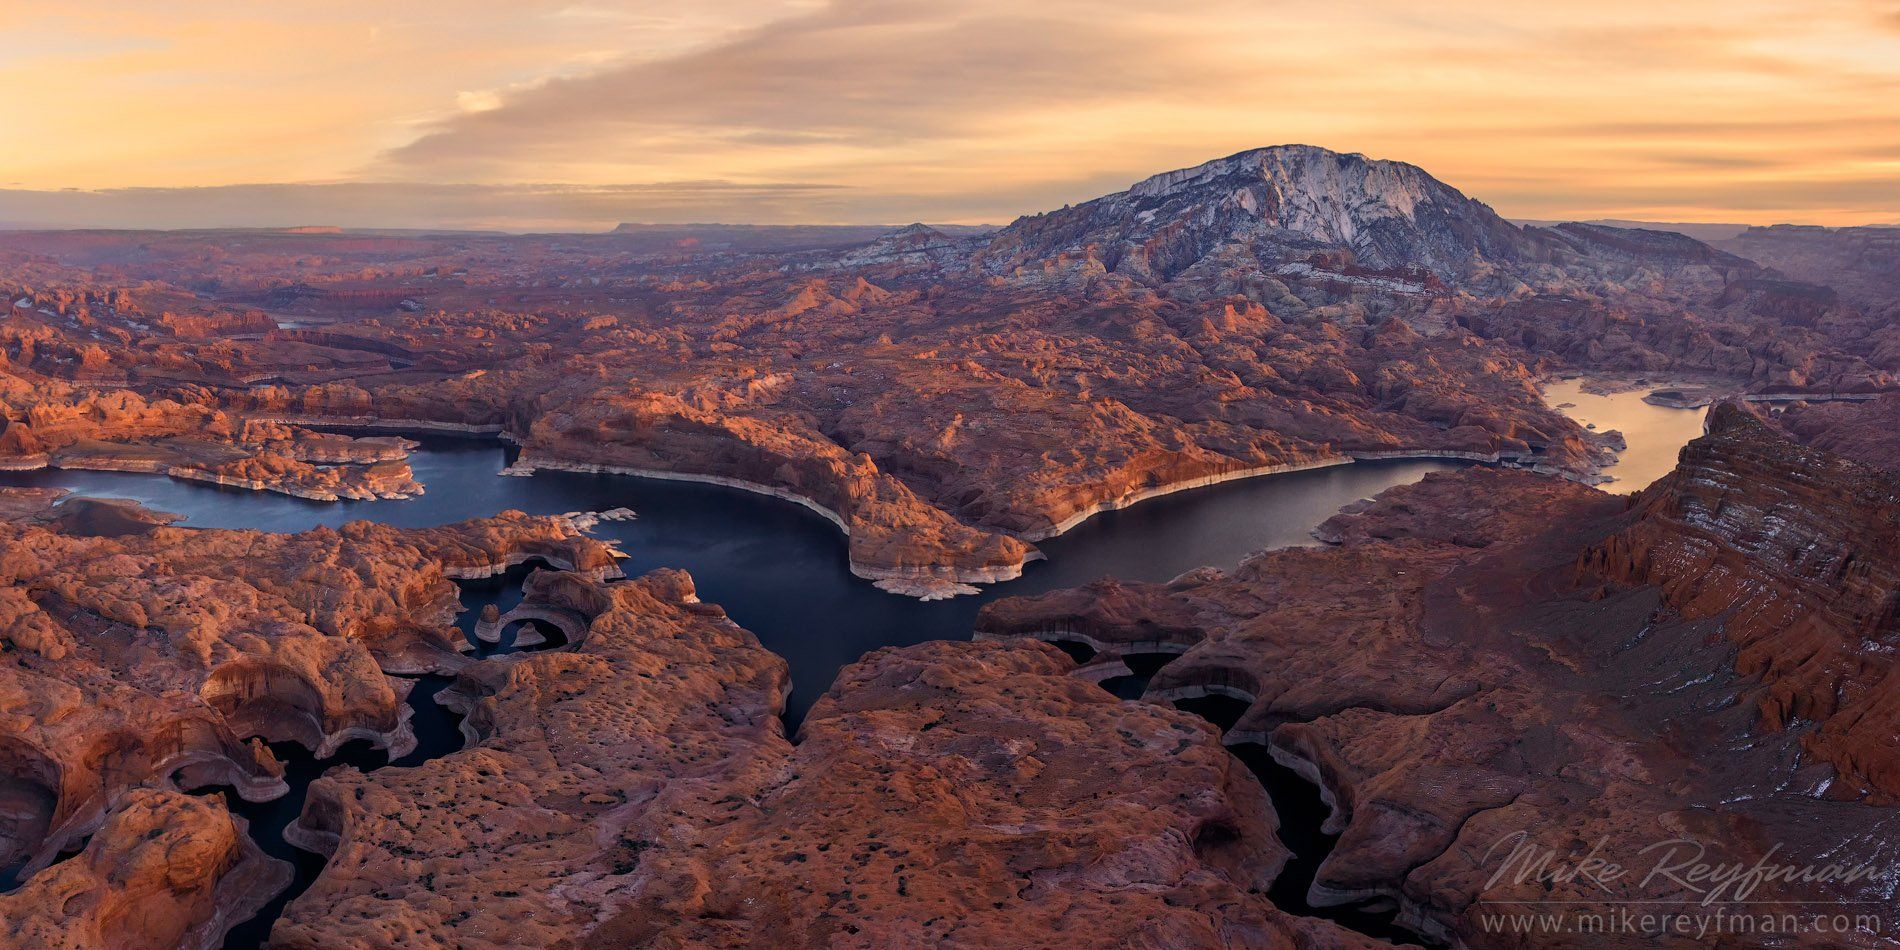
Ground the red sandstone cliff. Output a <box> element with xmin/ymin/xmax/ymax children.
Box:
<box><xmin>979</xmin><ymin>407</ymin><xmax>1900</xmax><ymax>945</ymax></box>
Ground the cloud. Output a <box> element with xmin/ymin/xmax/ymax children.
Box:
<box><xmin>377</xmin><ymin>0</ymin><xmax>1226</xmax><ymax>180</ymax></box>
<box><xmin>362</xmin><ymin>0</ymin><xmax>1900</xmax><ymax>226</ymax></box>
<box><xmin>3</xmin><ymin>0</ymin><xmax>1898</xmax><ymax>226</ymax></box>
<box><xmin>456</xmin><ymin>90</ymin><xmax>505</xmax><ymax>114</ymax></box>
<box><xmin>0</xmin><ymin>181</ymin><xmax>854</xmax><ymax>232</ymax></box>
<box><xmin>1480</xmin><ymin>172</ymin><xmax>1900</xmax><ymax>223</ymax></box>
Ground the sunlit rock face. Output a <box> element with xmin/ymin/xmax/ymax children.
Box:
<box><xmin>0</xmin><ymin>382</ymin><xmax>421</xmax><ymax>500</ymax></box>
<box><xmin>2</xmin><ymin>146</ymin><xmax>1894</xmax><ymax>595</ymax></box>
<box><xmin>272</xmin><ymin>567</ymin><xmax>1358</xmax><ymax>949</ymax></box>
<box><xmin>0</xmin><ymin>789</ymin><xmax>287</xmax><ymax>950</ymax></box>
<box><xmin>1587</xmin><ymin>401</ymin><xmax>1900</xmax><ymax>799</ymax></box>
<box><xmin>979</xmin><ymin>404</ymin><xmax>1900</xmax><ymax>946</ymax></box>
<box><xmin>1</xmin><ymin>142</ymin><xmax>1898</xmax><ymax>946</ymax></box>
<box><xmin>0</xmin><ymin>492</ymin><xmax>619</xmax><ymax>944</ymax></box>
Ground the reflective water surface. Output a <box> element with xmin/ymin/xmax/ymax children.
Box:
<box><xmin>1542</xmin><ymin>377</ymin><xmax>1709</xmax><ymax>493</ymax></box>
<box><xmin>5</xmin><ymin>437</ymin><xmax>1467</xmax><ymax>946</ymax></box>
<box><xmin>4</xmin><ymin>435</ymin><xmax>1463</xmax><ymax>721</ymax></box>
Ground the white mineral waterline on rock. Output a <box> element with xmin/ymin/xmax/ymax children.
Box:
<box><xmin>555</xmin><ymin>508</ymin><xmax>639</xmax><ymax>533</ymax></box>
<box><xmin>248</xmin><ymin>413</ymin><xmax>510</xmax><ymax>436</ymax></box>
<box><xmin>440</xmin><ymin>550</ymin><xmax>623</xmax><ymax>583</ymax></box>
<box><xmin>509</xmin><ymin>456</ymin><xmax>852</xmax><ymax>536</ymax></box>
<box><xmin>249</xmin><ymin>422</ymin><xmax>1563</xmax><ymax>599</ymax></box>
<box><xmin>871</xmin><ymin>577</ymin><xmax>980</xmax><ymax>601</ymax></box>
<box><xmin>161</xmin><ymin>467</ymin><xmax>422</xmax><ymax>502</ymax></box>
<box><xmin>515</xmin><ymin>454</ymin><xmax>1038</xmax><ymax>596</ymax></box>
<box><xmin>1738</xmin><ymin>392</ymin><xmax>1885</xmax><ymax>403</ymax></box>
<box><xmin>1022</xmin><ymin>449</ymin><xmax>1531</xmax><ymax>543</ymax></box>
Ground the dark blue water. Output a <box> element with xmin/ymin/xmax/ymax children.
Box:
<box><xmin>215</xmin><ymin>563</ymin><xmax>560</xmax><ymax>950</ymax></box>
<box><xmin>2</xmin><ymin>435</ymin><xmax>1460</xmax><ymax>723</ymax></box>
<box><xmin>2</xmin><ymin>436</ymin><xmax>1461</xmax><ymax>944</ymax></box>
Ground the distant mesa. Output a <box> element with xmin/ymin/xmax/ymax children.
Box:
<box><xmin>1512</xmin><ymin>218</ymin><xmax>1753</xmax><ymax>242</ymax></box>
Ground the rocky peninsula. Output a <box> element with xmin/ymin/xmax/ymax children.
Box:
<box><xmin>8</xmin><ymin>147</ymin><xmax>1894</xmax><ymax>594</ymax></box>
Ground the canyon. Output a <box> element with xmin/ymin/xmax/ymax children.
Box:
<box><xmin>5</xmin><ymin>147</ymin><xmax>1893</xmax><ymax>596</ymax></box>
<box><xmin>979</xmin><ymin>398</ymin><xmax>1900</xmax><ymax>944</ymax></box>
<box><xmin>1</xmin><ymin>146</ymin><xmax>1897</xmax><ymax>947</ymax></box>
<box><xmin>6</xmin><ymin>392</ymin><xmax>1895</xmax><ymax>948</ymax></box>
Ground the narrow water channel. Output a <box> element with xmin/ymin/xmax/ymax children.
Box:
<box><xmin>1</xmin><ymin>434</ymin><xmax>1465</xmax><ymax>725</ymax></box>
<box><xmin>218</xmin><ymin>561</ymin><xmax>560</xmax><ymax>949</ymax></box>
<box><xmin>1086</xmin><ymin>651</ymin><xmax>1441</xmax><ymax>946</ymax></box>
<box><xmin>3</xmin><ymin>438</ymin><xmax>1478</xmax><ymax>945</ymax></box>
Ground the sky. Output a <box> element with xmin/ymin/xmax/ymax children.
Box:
<box><xmin>1</xmin><ymin>0</ymin><xmax>1896</xmax><ymax>231</ymax></box>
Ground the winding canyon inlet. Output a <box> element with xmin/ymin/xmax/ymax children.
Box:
<box><xmin>0</xmin><ymin>435</ymin><xmax>1470</xmax><ymax>725</ymax></box>
<box><xmin>2</xmin><ymin>437</ymin><xmax>1469</xmax><ymax>946</ymax></box>
<box><xmin>2</xmin><ymin>145</ymin><xmax>1899</xmax><ymax>949</ymax></box>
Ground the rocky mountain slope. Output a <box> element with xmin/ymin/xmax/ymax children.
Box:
<box><xmin>1718</xmin><ymin>225</ymin><xmax>1900</xmax><ymax>314</ymax></box>
<box><xmin>976</xmin><ymin>145</ymin><xmax>1541</xmax><ymax>284</ymax></box>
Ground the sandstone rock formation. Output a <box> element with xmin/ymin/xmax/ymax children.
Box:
<box><xmin>0</xmin><ymin>495</ymin><xmax>619</xmax><ymax>943</ymax></box>
<box><xmin>1765</xmin><ymin>393</ymin><xmax>1900</xmax><ymax>474</ymax></box>
<box><xmin>11</xmin><ymin>407</ymin><xmax>1898</xmax><ymax>947</ymax></box>
<box><xmin>0</xmin><ymin>789</ymin><xmax>288</xmax><ymax>950</ymax></box>
<box><xmin>11</xmin><ymin>146</ymin><xmax>1892</xmax><ymax>594</ymax></box>
<box><xmin>268</xmin><ymin>568</ymin><xmax>789</xmax><ymax>947</ymax></box>
<box><xmin>273</xmin><ymin>568</ymin><xmax>1367</xmax><ymax>948</ymax></box>
<box><xmin>1719</xmin><ymin>225</ymin><xmax>1900</xmax><ymax>315</ymax></box>
<box><xmin>6</xmin><ymin>145</ymin><xmax>1900</xmax><ymax>949</ymax></box>
<box><xmin>0</xmin><ymin>377</ymin><xmax>421</xmax><ymax>500</ymax></box>
<box><xmin>978</xmin><ymin>404</ymin><xmax>1900</xmax><ymax>945</ymax></box>
<box><xmin>1587</xmin><ymin>401</ymin><xmax>1900</xmax><ymax>799</ymax></box>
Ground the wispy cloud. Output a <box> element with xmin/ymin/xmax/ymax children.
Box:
<box><xmin>379</xmin><ymin>1</ymin><xmax>1220</xmax><ymax>176</ymax></box>
<box><xmin>2</xmin><ymin>0</ymin><xmax>1897</xmax><ymax>227</ymax></box>
<box><xmin>0</xmin><ymin>181</ymin><xmax>850</xmax><ymax>232</ymax></box>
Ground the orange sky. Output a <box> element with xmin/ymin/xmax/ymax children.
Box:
<box><xmin>1</xmin><ymin>0</ymin><xmax>1896</xmax><ymax>230</ymax></box>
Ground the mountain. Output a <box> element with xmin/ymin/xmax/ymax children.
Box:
<box><xmin>1535</xmin><ymin>219</ymin><xmax>1753</xmax><ymax>268</ymax></box>
<box><xmin>1717</xmin><ymin>224</ymin><xmax>1900</xmax><ymax>313</ymax></box>
<box><xmin>977</xmin><ymin>145</ymin><xmax>1542</xmax><ymax>283</ymax></box>
<box><xmin>835</xmin><ymin>222</ymin><xmax>969</xmax><ymax>268</ymax></box>
<box><xmin>1513</xmin><ymin>217</ymin><xmax>1753</xmax><ymax>242</ymax></box>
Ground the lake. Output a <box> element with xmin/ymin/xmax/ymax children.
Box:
<box><xmin>2</xmin><ymin>435</ymin><xmax>1465</xmax><ymax>722</ymax></box>
<box><xmin>1542</xmin><ymin>377</ymin><xmax>1710</xmax><ymax>493</ymax></box>
<box><xmin>5</xmin><ymin>436</ymin><xmax>1475</xmax><ymax>946</ymax></box>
